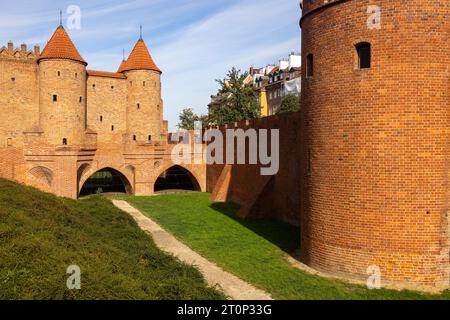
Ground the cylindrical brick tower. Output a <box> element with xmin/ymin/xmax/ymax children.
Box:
<box><xmin>119</xmin><ymin>39</ymin><xmax>163</xmax><ymax>143</ymax></box>
<box><xmin>300</xmin><ymin>0</ymin><xmax>449</xmax><ymax>290</ymax></box>
<box><xmin>38</xmin><ymin>26</ymin><xmax>87</xmax><ymax>146</ymax></box>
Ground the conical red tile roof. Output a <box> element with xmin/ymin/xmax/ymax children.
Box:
<box><xmin>117</xmin><ymin>59</ymin><xmax>127</xmax><ymax>73</ymax></box>
<box><xmin>119</xmin><ymin>39</ymin><xmax>160</xmax><ymax>73</ymax></box>
<box><xmin>39</xmin><ymin>26</ymin><xmax>86</xmax><ymax>65</ymax></box>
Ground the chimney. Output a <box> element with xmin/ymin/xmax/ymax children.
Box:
<box><xmin>34</xmin><ymin>45</ymin><xmax>40</xmax><ymax>56</ymax></box>
<box><xmin>7</xmin><ymin>41</ymin><xmax>13</xmax><ymax>53</ymax></box>
<box><xmin>21</xmin><ymin>43</ymin><xmax>27</xmax><ymax>56</ymax></box>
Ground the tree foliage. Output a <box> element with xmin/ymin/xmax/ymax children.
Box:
<box><xmin>208</xmin><ymin>67</ymin><xmax>260</xmax><ymax>125</ymax></box>
<box><xmin>177</xmin><ymin>68</ymin><xmax>260</xmax><ymax>129</ymax></box>
<box><xmin>276</xmin><ymin>94</ymin><xmax>300</xmax><ymax>115</ymax></box>
<box><xmin>178</xmin><ymin>108</ymin><xmax>209</xmax><ymax>130</ymax></box>
<box><xmin>177</xmin><ymin>108</ymin><xmax>198</xmax><ymax>130</ymax></box>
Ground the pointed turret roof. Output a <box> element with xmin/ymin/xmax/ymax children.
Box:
<box><xmin>117</xmin><ymin>59</ymin><xmax>128</xmax><ymax>73</ymax></box>
<box><xmin>39</xmin><ymin>26</ymin><xmax>86</xmax><ymax>65</ymax></box>
<box><xmin>118</xmin><ymin>39</ymin><xmax>160</xmax><ymax>73</ymax></box>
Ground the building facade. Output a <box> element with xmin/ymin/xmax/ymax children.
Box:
<box><xmin>253</xmin><ymin>54</ymin><xmax>301</xmax><ymax>116</ymax></box>
<box><xmin>208</xmin><ymin>54</ymin><xmax>301</xmax><ymax>119</ymax></box>
<box><xmin>0</xmin><ymin>25</ymin><xmax>205</xmax><ymax>198</ymax></box>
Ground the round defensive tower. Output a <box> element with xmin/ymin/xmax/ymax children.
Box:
<box><xmin>119</xmin><ymin>38</ymin><xmax>163</xmax><ymax>143</ymax></box>
<box><xmin>38</xmin><ymin>26</ymin><xmax>87</xmax><ymax>146</ymax></box>
<box><xmin>299</xmin><ymin>0</ymin><xmax>449</xmax><ymax>290</ymax></box>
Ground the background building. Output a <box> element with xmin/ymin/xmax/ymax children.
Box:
<box><xmin>208</xmin><ymin>53</ymin><xmax>301</xmax><ymax>118</ymax></box>
<box><xmin>253</xmin><ymin>53</ymin><xmax>301</xmax><ymax>116</ymax></box>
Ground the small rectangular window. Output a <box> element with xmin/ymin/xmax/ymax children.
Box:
<box><xmin>53</xmin><ymin>95</ymin><xmax>58</xmax><ymax>102</ymax></box>
<box><xmin>137</xmin><ymin>103</ymin><xmax>140</xmax><ymax>109</ymax></box>
<box><xmin>111</xmin><ymin>125</ymin><xmax>114</xmax><ymax>131</ymax></box>
<box><xmin>62</xmin><ymin>138</ymin><xmax>67</xmax><ymax>145</ymax></box>
<box><xmin>100</xmin><ymin>116</ymin><xmax>103</xmax><ymax>122</ymax></box>
<box><xmin>58</xmin><ymin>71</ymin><xmax>61</xmax><ymax>76</ymax></box>
<box><xmin>148</xmin><ymin>135</ymin><xmax>152</xmax><ymax>141</ymax></box>
<box><xmin>133</xmin><ymin>135</ymin><xmax>136</xmax><ymax>141</ymax></box>
<box><xmin>306</xmin><ymin>54</ymin><xmax>314</xmax><ymax>77</ymax></box>
<box><xmin>356</xmin><ymin>43</ymin><xmax>371</xmax><ymax>69</ymax></box>
<box><xmin>79</xmin><ymin>97</ymin><xmax>82</xmax><ymax>103</ymax></box>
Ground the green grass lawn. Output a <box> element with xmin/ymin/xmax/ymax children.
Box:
<box><xmin>0</xmin><ymin>179</ymin><xmax>224</xmax><ymax>300</ymax></box>
<box><xmin>126</xmin><ymin>192</ymin><xmax>450</xmax><ymax>300</ymax></box>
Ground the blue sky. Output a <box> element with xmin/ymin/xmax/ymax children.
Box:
<box><xmin>0</xmin><ymin>0</ymin><xmax>301</xmax><ymax>130</ymax></box>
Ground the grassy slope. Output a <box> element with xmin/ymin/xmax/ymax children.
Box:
<box><xmin>0</xmin><ymin>179</ymin><xmax>224</xmax><ymax>300</ymax></box>
<box><xmin>126</xmin><ymin>193</ymin><xmax>450</xmax><ymax>300</ymax></box>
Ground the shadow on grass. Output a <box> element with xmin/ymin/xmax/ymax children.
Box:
<box><xmin>210</xmin><ymin>202</ymin><xmax>300</xmax><ymax>254</ymax></box>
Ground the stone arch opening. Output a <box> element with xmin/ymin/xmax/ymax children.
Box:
<box><xmin>154</xmin><ymin>165</ymin><xmax>200</xmax><ymax>193</ymax></box>
<box><xmin>29</xmin><ymin>166</ymin><xmax>53</xmax><ymax>187</ymax></box>
<box><xmin>80</xmin><ymin>167</ymin><xmax>132</xmax><ymax>196</ymax></box>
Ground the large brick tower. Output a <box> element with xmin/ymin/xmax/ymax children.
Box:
<box><xmin>299</xmin><ymin>0</ymin><xmax>449</xmax><ymax>289</ymax></box>
<box><xmin>118</xmin><ymin>38</ymin><xmax>163</xmax><ymax>143</ymax></box>
<box><xmin>38</xmin><ymin>25</ymin><xmax>87</xmax><ymax>146</ymax></box>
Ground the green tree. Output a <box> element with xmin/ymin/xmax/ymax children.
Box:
<box><xmin>276</xmin><ymin>94</ymin><xmax>300</xmax><ymax>115</ymax></box>
<box><xmin>178</xmin><ymin>108</ymin><xmax>210</xmax><ymax>130</ymax></box>
<box><xmin>209</xmin><ymin>67</ymin><xmax>260</xmax><ymax>125</ymax></box>
<box><xmin>178</xmin><ymin>108</ymin><xmax>199</xmax><ymax>130</ymax></box>
<box><xmin>198</xmin><ymin>114</ymin><xmax>210</xmax><ymax>128</ymax></box>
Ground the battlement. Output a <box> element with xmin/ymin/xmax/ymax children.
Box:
<box><xmin>0</xmin><ymin>41</ymin><xmax>40</xmax><ymax>62</ymax></box>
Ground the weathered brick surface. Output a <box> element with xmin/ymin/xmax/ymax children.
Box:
<box><xmin>39</xmin><ymin>59</ymin><xmax>87</xmax><ymax>146</ymax></box>
<box><xmin>125</xmin><ymin>70</ymin><xmax>163</xmax><ymax>143</ymax></box>
<box><xmin>299</xmin><ymin>0</ymin><xmax>449</xmax><ymax>289</ymax></box>
<box><xmin>0</xmin><ymin>55</ymin><xmax>39</xmax><ymax>147</ymax></box>
<box><xmin>208</xmin><ymin>115</ymin><xmax>304</xmax><ymax>226</ymax></box>
<box><xmin>86</xmin><ymin>75</ymin><xmax>127</xmax><ymax>145</ymax></box>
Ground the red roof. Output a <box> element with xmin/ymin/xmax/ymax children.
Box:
<box><xmin>87</xmin><ymin>70</ymin><xmax>126</xmax><ymax>79</ymax></box>
<box><xmin>117</xmin><ymin>59</ymin><xmax>127</xmax><ymax>73</ymax></box>
<box><xmin>118</xmin><ymin>39</ymin><xmax>160</xmax><ymax>73</ymax></box>
<box><xmin>39</xmin><ymin>26</ymin><xmax>86</xmax><ymax>64</ymax></box>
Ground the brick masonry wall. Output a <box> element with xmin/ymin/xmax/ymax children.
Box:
<box><xmin>300</xmin><ymin>0</ymin><xmax>449</xmax><ymax>289</ymax></box>
<box><xmin>39</xmin><ymin>59</ymin><xmax>87</xmax><ymax>146</ymax></box>
<box><xmin>208</xmin><ymin>113</ymin><xmax>304</xmax><ymax>226</ymax></box>
<box><xmin>87</xmin><ymin>76</ymin><xmax>127</xmax><ymax>145</ymax></box>
<box><xmin>0</xmin><ymin>147</ymin><xmax>26</xmax><ymax>181</ymax></box>
<box><xmin>125</xmin><ymin>70</ymin><xmax>163</xmax><ymax>143</ymax></box>
<box><xmin>0</xmin><ymin>56</ymin><xmax>39</xmax><ymax>148</ymax></box>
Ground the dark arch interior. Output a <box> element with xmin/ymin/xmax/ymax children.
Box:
<box><xmin>80</xmin><ymin>168</ymin><xmax>131</xmax><ymax>196</ymax></box>
<box><xmin>154</xmin><ymin>165</ymin><xmax>200</xmax><ymax>193</ymax></box>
